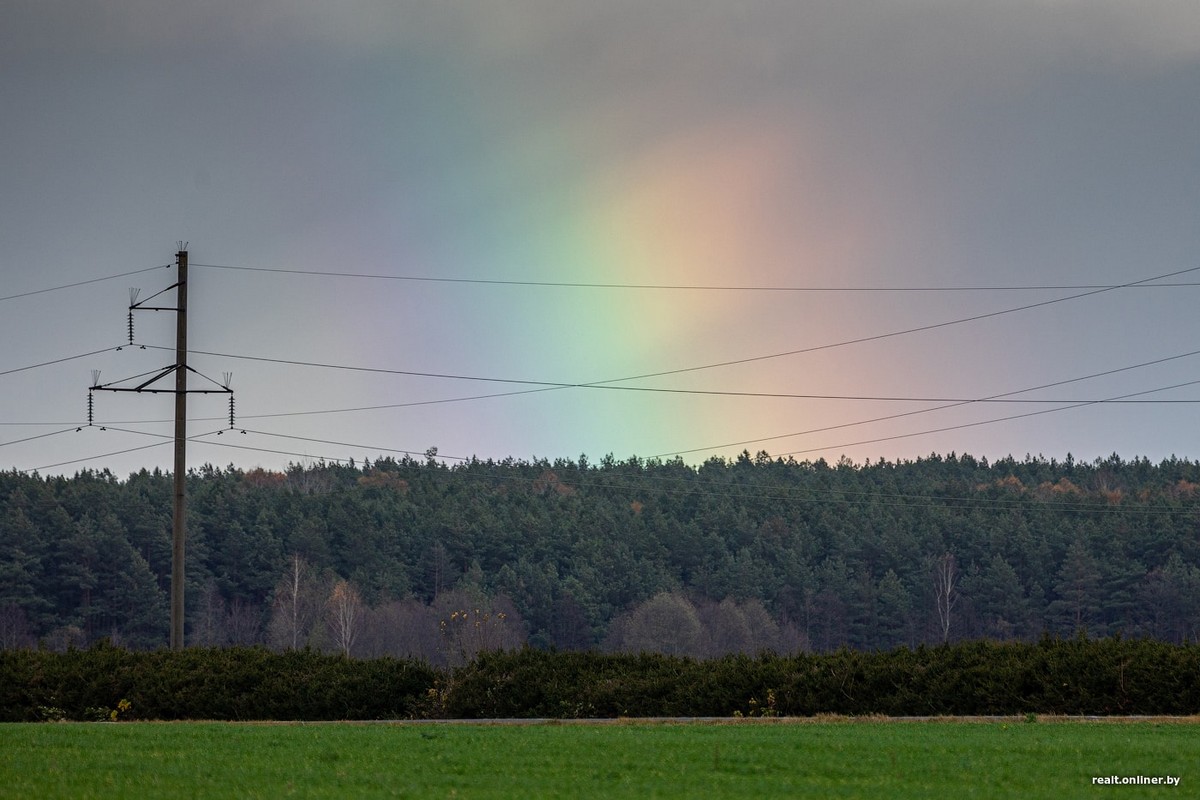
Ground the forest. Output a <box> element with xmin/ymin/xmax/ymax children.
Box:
<box><xmin>1</xmin><ymin>450</ymin><xmax>1198</xmax><ymax>660</ymax></box>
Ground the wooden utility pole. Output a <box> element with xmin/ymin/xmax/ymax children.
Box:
<box><xmin>170</xmin><ymin>248</ymin><xmax>188</xmax><ymax>649</ymax></box>
<box><xmin>90</xmin><ymin>246</ymin><xmax>234</xmax><ymax>650</ymax></box>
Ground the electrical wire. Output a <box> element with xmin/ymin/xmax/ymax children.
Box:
<box><xmin>649</xmin><ymin>352</ymin><xmax>1200</xmax><ymax>459</ymax></box>
<box><xmin>201</xmin><ymin>343</ymin><xmax>1200</xmax><ymax>420</ymax></box>
<box><xmin>230</xmin><ymin>428</ymin><xmax>434</xmax><ymax>460</ymax></box>
<box><xmin>191</xmin><ymin>261</ymin><xmax>1200</xmax><ymax>293</ymax></box>
<box><xmin>144</xmin><ymin>264</ymin><xmax>1200</xmax><ymax>394</ymax></box>
<box><xmin>0</xmin><ymin>265</ymin><xmax>170</xmax><ymax>304</ymax></box>
<box><xmin>607</xmin><ymin>265</ymin><xmax>1200</xmax><ymax>385</ymax></box>
<box><xmin>0</xmin><ymin>346</ymin><xmax>125</xmax><ymax>378</ymax></box>
<box><xmin>190</xmin><ymin>429</ymin><xmax>367</xmax><ymax>467</ymax></box>
<box><xmin>9</xmin><ymin>419</ymin><xmax>1193</xmax><ymax>517</ymax></box>
<box><xmin>12</xmin><ymin>424</ymin><xmax>236</xmax><ymax>474</ymax></box>
<box><xmin>24</xmin><ymin>367</ymin><xmax>1196</xmax><ymax>488</ymax></box>
<box><xmin>44</xmin><ymin>361</ymin><xmax>1189</xmax><ymax>467</ymax></box>
<box><xmin>0</xmin><ymin>428</ymin><xmax>79</xmax><ymax>450</ymax></box>
<box><xmin>20</xmin><ymin>440</ymin><xmax>172</xmax><ymax>474</ymax></box>
<box><xmin>123</xmin><ymin>345</ymin><xmax>1200</xmax><ymax>407</ymax></box>
<box><xmin>771</xmin><ymin>378</ymin><xmax>1200</xmax><ymax>461</ymax></box>
<box><xmin>10</xmin><ymin>263</ymin><xmax>1196</xmax><ymax>473</ymax></box>
<box><xmin>0</xmin><ymin>421</ymin><xmax>87</xmax><ymax>427</ymax></box>
<box><xmin>17</xmin><ymin>345</ymin><xmax>1195</xmax><ymax>436</ymax></box>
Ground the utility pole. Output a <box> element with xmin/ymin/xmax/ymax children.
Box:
<box><xmin>171</xmin><ymin>248</ymin><xmax>188</xmax><ymax>650</ymax></box>
<box><xmin>90</xmin><ymin>246</ymin><xmax>236</xmax><ymax>650</ymax></box>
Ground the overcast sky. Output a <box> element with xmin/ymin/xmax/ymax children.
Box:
<box><xmin>3</xmin><ymin>2</ymin><xmax>1200</xmax><ymax>477</ymax></box>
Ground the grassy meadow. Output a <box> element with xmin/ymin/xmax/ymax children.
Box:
<box><xmin>0</xmin><ymin>718</ymin><xmax>1192</xmax><ymax>798</ymax></box>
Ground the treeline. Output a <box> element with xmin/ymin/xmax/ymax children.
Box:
<box><xmin>4</xmin><ymin>638</ymin><xmax>1198</xmax><ymax>721</ymax></box>
<box><xmin>1</xmin><ymin>450</ymin><xmax>1199</xmax><ymax>654</ymax></box>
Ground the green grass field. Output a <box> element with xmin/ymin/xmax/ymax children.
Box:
<box><xmin>0</xmin><ymin>718</ymin><xmax>1192</xmax><ymax>798</ymax></box>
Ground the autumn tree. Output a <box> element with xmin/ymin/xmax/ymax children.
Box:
<box><xmin>434</xmin><ymin>589</ymin><xmax>524</xmax><ymax>667</ymax></box>
<box><xmin>605</xmin><ymin>592</ymin><xmax>704</xmax><ymax>657</ymax></box>
<box><xmin>267</xmin><ymin>554</ymin><xmax>325</xmax><ymax>650</ymax></box>
<box><xmin>327</xmin><ymin>579</ymin><xmax>364</xmax><ymax>657</ymax></box>
<box><xmin>696</xmin><ymin>596</ymin><xmax>785</xmax><ymax>657</ymax></box>
<box><xmin>190</xmin><ymin>579</ymin><xmax>229</xmax><ymax>647</ymax></box>
<box><xmin>932</xmin><ymin>552</ymin><xmax>959</xmax><ymax>643</ymax></box>
<box><xmin>357</xmin><ymin>598</ymin><xmax>440</xmax><ymax>660</ymax></box>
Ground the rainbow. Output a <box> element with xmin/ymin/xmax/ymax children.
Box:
<box><xmin>276</xmin><ymin>84</ymin><xmax>883</xmax><ymax>463</ymax></box>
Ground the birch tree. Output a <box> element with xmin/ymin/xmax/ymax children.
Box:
<box><xmin>268</xmin><ymin>554</ymin><xmax>323</xmax><ymax>650</ymax></box>
<box><xmin>933</xmin><ymin>552</ymin><xmax>959</xmax><ymax>643</ymax></box>
<box><xmin>327</xmin><ymin>579</ymin><xmax>364</xmax><ymax>657</ymax></box>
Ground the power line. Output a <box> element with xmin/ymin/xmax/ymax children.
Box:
<box><xmin>147</xmin><ymin>264</ymin><xmax>1200</xmax><ymax>393</ymax></box>
<box><xmin>19</xmin><ymin>439</ymin><xmax>172</xmax><ymax>474</ymax></box>
<box><xmin>12</xmin><ymin>425</ymin><xmax>231</xmax><ymax>474</ymax></box>
<box><xmin>161</xmin><ymin>381</ymin><xmax>1200</xmax><ymax>410</ymax></box>
<box><xmin>233</xmin><ymin>389</ymin><xmax>554</xmax><ymax>419</ymax></box>
<box><xmin>14</xmin><ymin>410</ymin><xmax>1193</xmax><ymax>515</ymax></box>
<box><xmin>16</xmin><ymin>261</ymin><xmax>1196</xmax><ymax>473</ymax></box>
<box><xmin>192</xmin><ymin>428</ymin><xmax>420</xmax><ymax>465</ymax></box>
<box><xmin>201</xmin><ymin>342</ymin><xmax>1200</xmax><ymax>417</ymax></box>
<box><xmin>771</xmin><ymin>378</ymin><xmax>1200</xmax><ymax>461</ymax></box>
<box><xmin>650</xmin><ymin>349</ymin><xmax>1200</xmax><ymax>459</ymax></box>
<box><xmin>609</xmin><ymin>265</ymin><xmax>1200</xmax><ymax>385</ymax></box>
<box><xmin>234</xmin><ymin>428</ymin><xmax>438</xmax><ymax>460</ymax></box>
<box><xmin>9</xmin><ymin>340</ymin><xmax>1195</xmax><ymax>468</ymax></box>
<box><xmin>11</xmin><ymin>386</ymin><xmax>1200</xmax><ymax>430</ymax></box>
<box><xmin>0</xmin><ymin>345</ymin><xmax>124</xmax><ymax>378</ymax></box>
<box><xmin>20</xmin><ymin>366</ymin><xmax>1195</xmax><ymax>482</ymax></box>
<box><xmin>29</xmin><ymin>345</ymin><xmax>1193</xmax><ymax>434</ymax></box>
<box><xmin>0</xmin><ymin>428</ymin><xmax>79</xmax><ymax>450</ymax></box>
<box><xmin>0</xmin><ymin>264</ymin><xmax>170</xmax><ymax>304</ymax></box>
<box><xmin>192</xmin><ymin>261</ymin><xmax>1200</xmax><ymax>293</ymax></box>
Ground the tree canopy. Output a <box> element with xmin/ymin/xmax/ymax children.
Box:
<box><xmin>2</xmin><ymin>450</ymin><xmax>1198</xmax><ymax>656</ymax></box>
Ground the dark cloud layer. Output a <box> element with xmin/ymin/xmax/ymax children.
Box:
<box><xmin>2</xmin><ymin>2</ymin><xmax>1199</xmax><ymax>474</ymax></box>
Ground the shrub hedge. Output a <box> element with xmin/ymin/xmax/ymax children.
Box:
<box><xmin>0</xmin><ymin>643</ymin><xmax>436</xmax><ymax>722</ymax></box>
<box><xmin>2</xmin><ymin>637</ymin><xmax>1197</xmax><ymax>721</ymax></box>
